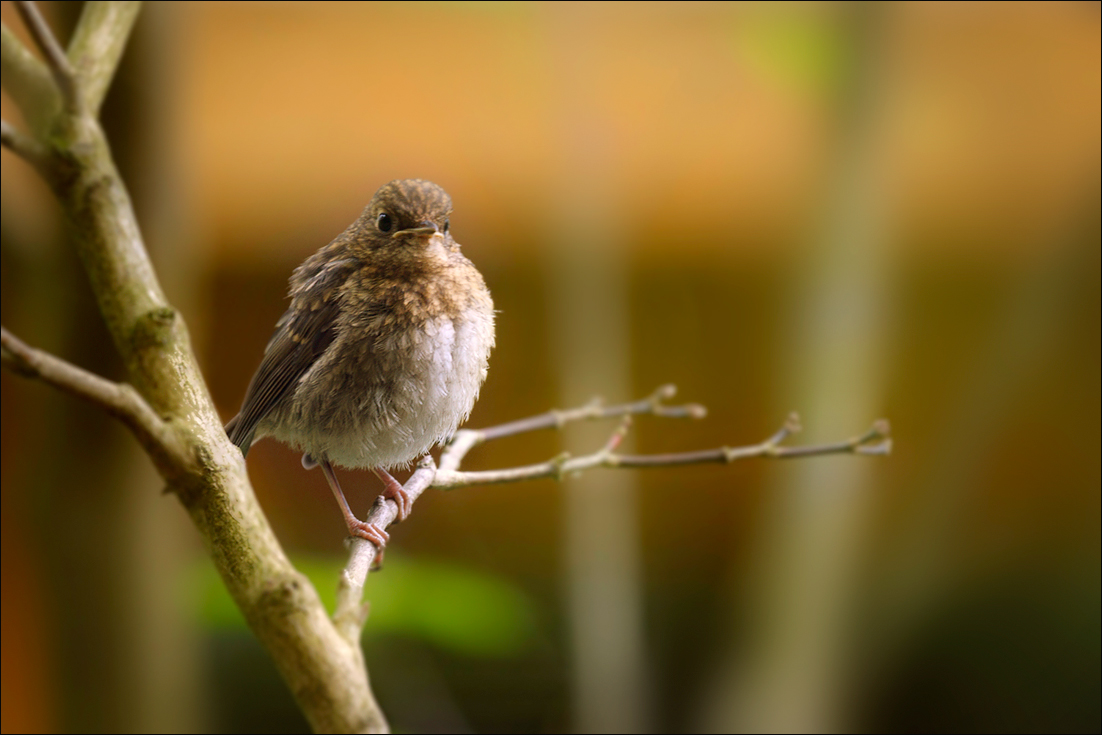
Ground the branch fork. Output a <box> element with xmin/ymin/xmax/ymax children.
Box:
<box><xmin>3</xmin><ymin>4</ymin><xmax>389</xmax><ymax>732</ymax></box>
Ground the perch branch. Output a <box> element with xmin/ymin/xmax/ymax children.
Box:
<box><xmin>336</xmin><ymin>385</ymin><xmax>891</xmax><ymax>636</ymax></box>
<box><xmin>14</xmin><ymin>1</ymin><xmax>78</xmax><ymax>110</ymax></box>
<box><xmin>334</xmin><ymin>385</ymin><xmax>707</xmax><ymax>624</ymax></box>
<box><xmin>333</xmin><ymin>456</ymin><xmax>438</xmax><ymax>640</ymax></box>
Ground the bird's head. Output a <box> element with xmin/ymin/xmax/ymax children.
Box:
<box><xmin>363</xmin><ymin>179</ymin><xmax>454</xmax><ymax>249</ymax></box>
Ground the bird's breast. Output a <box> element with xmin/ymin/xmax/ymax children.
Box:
<box><xmin>269</xmin><ymin>293</ymin><xmax>494</xmax><ymax>470</ymax></box>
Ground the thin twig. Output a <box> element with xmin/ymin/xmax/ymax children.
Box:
<box><xmin>1</xmin><ymin>325</ymin><xmax>182</xmax><ymax>467</ymax></box>
<box><xmin>476</xmin><ymin>383</ymin><xmax>705</xmax><ymax>442</ymax></box>
<box><xmin>1</xmin><ymin>117</ymin><xmax>52</xmax><ymax>172</ymax></box>
<box><xmin>335</xmin><ymin>386</ymin><xmax>890</xmax><ymax>639</ymax></box>
<box><xmin>14</xmin><ymin>1</ymin><xmax>78</xmax><ymax>110</ymax></box>
<box><xmin>432</xmin><ymin>414</ymin><xmax>890</xmax><ymax>488</ymax></box>
<box><xmin>1</xmin><ymin>23</ymin><xmax>62</xmax><ymax>128</ymax></box>
<box><xmin>439</xmin><ymin>383</ymin><xmax>706</xmax><ymax>472</ymax></box>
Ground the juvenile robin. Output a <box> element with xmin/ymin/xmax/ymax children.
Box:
<box><xmin>225</xmin><ymin>179</ymin><xmax>495</xmax><ymax>563</ymax></box>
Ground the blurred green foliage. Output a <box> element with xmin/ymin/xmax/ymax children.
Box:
<box><xmin>190</xmin><ymin>554</ymin><xmax>539</xmax><ymax>658</ymax></box>
<box><xmin>734</xmin><ymin>10</ymin><xmax>851</xmax><ymax>95</ymax></box>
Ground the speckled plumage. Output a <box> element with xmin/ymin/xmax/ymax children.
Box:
<box><xmin>225</xmin><ymin>180</ymin><xmax>493</xmax><ymax>553</ymax></box>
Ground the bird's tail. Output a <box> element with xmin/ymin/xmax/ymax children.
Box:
<box><xmin>224</xmin><ymin>414</ymin><xmax>253</xmax><ymax>458</ymax></box>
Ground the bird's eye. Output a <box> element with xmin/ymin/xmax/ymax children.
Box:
<box><xmin>443</xmin><ymin>218</ymin><xmax>450</xmax><ymax>234</ymax></box>
<box><xmin>376</xmin><ymin>213</ymin><xmax>392</xmax><ymax>233</ymax></box>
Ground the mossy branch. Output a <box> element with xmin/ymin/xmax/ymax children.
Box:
<box><xmin>0</xmin><ymin>4</ymin><xmax>387</xmax><ymax>732</ymax></box>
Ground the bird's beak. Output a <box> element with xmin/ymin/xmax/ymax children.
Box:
<box><xmin>396</xmin><ymin>221</ymin><xmax>439</xmax><ymax>238</ymax></box>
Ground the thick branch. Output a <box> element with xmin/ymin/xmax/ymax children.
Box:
<box><xmin>2</xmin><ymin>3</ymin><xmax>388</xmax><ymax>732</ymax></box>
<box><xmin>67</xmin><ymin>1</ymin><xmax>142</xmax><ymax>114</ymax></box>
<box><xmin>14</xmin><ymin>1</ymin><xmax>78</xmax><ymax>110</ymax></box>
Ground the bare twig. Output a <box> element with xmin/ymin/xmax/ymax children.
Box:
<box><xmin>477</xmin><ymin>383</ymin><xmax>706</xmax><ymax>442</ymax></box>
<box><xmin>333</xmin><ymin>456</ymin><xmax>437</xmax><ymax>640</ymax></box>
<box><xmin>433</xmin><ymin>412</ymin><xmax>890</xmax><ymax>488</ymax></box>
<box><xmin>1</xmin><ymin>117</ymin><xmax>52</xmax><ymax>172</ymax></box>
<box><xmin>14</xmin><ymin>1</ymin><xmax>78</xmax><ymax>110</ymax></box>
<box><xmin>336</xmin><ymin>385</ymin><xmax>891</xmax><ymax>634</ymax></box>
<box><xmin>1</xmin><ymin>23</ymin><xmax>62</xmax><ymax>129</ymax></box>
<box><xmin>0</xmin><ymin>325</ymin><xmax>186</xmax><ymax>468</ymax></box>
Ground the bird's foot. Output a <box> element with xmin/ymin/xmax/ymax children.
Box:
<box><xmin>348</xmin><ymin>519</ymin><xmax>390</xmax><ymax>570</ymax></box>
<box><xmin>372</xmin><ymin>468</ymin><xmax>412</xmax><ymax>522</ymax></box>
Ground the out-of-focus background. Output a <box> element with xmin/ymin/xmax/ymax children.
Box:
<box><xmin>2</xmin><ymin>2</ymin><xmax>1098</xmax><ymax>732</ymax></box>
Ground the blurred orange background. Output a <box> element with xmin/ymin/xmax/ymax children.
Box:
<box><xmin>2</xmin><ymin>2</ymin><xmax>1098</xmax><ymax>732</ymax></box>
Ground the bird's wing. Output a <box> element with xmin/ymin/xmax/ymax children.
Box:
<box><xmin>226</xmin><ymin>257</ymin><xmax>355</xmax><ymax>454</ymax></box>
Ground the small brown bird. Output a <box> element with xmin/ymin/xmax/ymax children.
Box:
<box><xmin>225</xmin><ymin>179</ymin><xmax>494</xmax><ymax>562</ymax></box>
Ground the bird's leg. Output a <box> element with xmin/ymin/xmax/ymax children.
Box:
<box><xmin>372</xmin><ymin>467</ymin><xmax>412</xmax><ymax>522</ymax></box>
<box><xmin>320</xmin><ymin>460</ymin><xmax>388</xmax><ymax>569</ymax></box>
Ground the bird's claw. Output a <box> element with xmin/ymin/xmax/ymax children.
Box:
<box><xmin>373</xmin><ymin>468</ymin><xmax>413</xmax><ymax>522</ymax></box>
<box><xmin>349</xmin><ymin>520</ymin><xmax>389</xmax><ymax>570</ymax></box>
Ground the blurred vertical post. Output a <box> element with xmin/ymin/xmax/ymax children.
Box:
<box><xmin>699</xmin><ymin>5</ymin><xmax>894</xmax><ymax>731</ymax></box>
<box><xmin>544</xmin><ymin>5</ymin><xmax>651</xmax><ymax>733</ymax></box>
<box><xmin>107</xmin><ymin>5</ymin><xmax>207</xmax><ymax>732</ymax></box>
